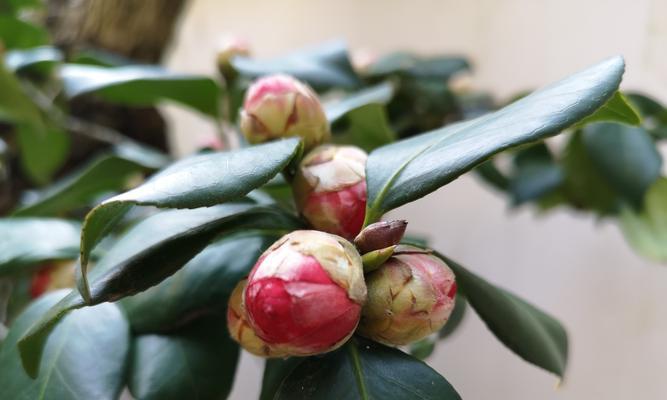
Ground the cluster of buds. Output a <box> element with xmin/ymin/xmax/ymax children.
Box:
<box><xmin>229</xmin><ymin>73</ymin><xmax>457</xmax><ymax>357</ymax></box>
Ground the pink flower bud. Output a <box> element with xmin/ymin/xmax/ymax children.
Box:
<box><xmin>240</xmin><ymin>75</ymin><xmax>330</xmax><ymax>150</ymax></box>
<box><xmin>358</xmin><ymin>247</ymin><xmax>457</xmax><ymax>345</ymax></box>
<box><xmin>227</xmin><ymin>279</ymin><xmax>286</xmax><ymax>357</ymax></box>
<box><xmin>244</xmin><ymin>230</ymin><xmax>366</xmax><ymax>356</ymax></box>
<box><xmin>292</xmin><ymin>145</ymin><xmax>368</xmax><ymax>240</ymax></box>
<box><xmin>216</xmin><ymin>35</ymin><xmax>251</xmax><ymax>68</ymax></box>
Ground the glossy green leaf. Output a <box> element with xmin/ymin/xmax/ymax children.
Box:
<box><xmin>5</xmin><ymin>46</ymin><xmax>63</xmax><ymax>73</ymax></box>
<box><xmin>59</xmin><ymin>64</ymin><xmax>221</xmax><ymax>117</ymax></box>
<box><xmin>619</xmin><ymin>178</ymin><xmax>667</xmax><ymax>262</ymax></box>
<box><xmin>366</xmin><ymin>52</ymin><xmax>470</xmax><ymax>81</ymax></box>
<box><xmin>582</xmin><ymin>122</ymin><xmax>662</xmax><ymax>209</ymax></box>
<box><xmin>128</xmin><ymin>315</ymin><xmax>239</xmax><ymax>400</ymax></box>
<box><xmin>364</xmin><ymin>57</ymin><xmax>625</xmax><ymax>223</ymax></box>
<box><xmin>0</xmin><ymin>290</ymin><xmax>129</xmax><ymax>397</ymax></box>
<box><xmin>509</xmin><ymin>144</ymin><xmax>563</xmax><ymax>205</ymax></box>
<box><xmin>438</xmin><ymin>253</ymin><xmax>568</xmax><ymax>377</ymax></box>
<box><xmin>260</xmin><ymin>358</ymin><xmax>304</xmax><ymax>400</ymax></box>
<box><xmin>275</xmin><ymin>339</ymin><xmax>460</xmax><ymax>400</ymax></box>
<box><xmin>0</xmin><ymin>62</ymin><xmax>42</xmax><ymax>125</ymax></box>
<box><xmin>14</xmin><ymin>143</ymin><xmax>169</xmax><ymax>217</ymax></box>
<box><xmin>0</xmin><ymin>218</ymin><xmax>80</xmax><ymax>275</ymax></box>
<box><xmin>561</xmin><ymin>132</ymin><xmax>619</xmax><ymax>214</ymax></box>
<box><xmin>122</xmin><ymin>232</ymin><xmax>280</xmax><ymax>332</ymax></box>
<box><xmin>325</xmin><ymin>82</ymin><xmax>394</xmax><ymax>122</ymax></box>
<box><xmin>0</xmin><ymin>16</ymin><xmax>48</xmax><ymax>49</ymax></box>
<box><xmin>231</xmin><ymin>40</ymin><xmax>360</xmax><ymax>90</ymax></box>
<box><xmin>16</xmin><ymin>125</ymin><xmax>70</xmax><ymax>185</ymax></box>
<box><xmin>78</xmin><ymin>138</ymin><xmax>301</xmax><ymax>269</ymax></box>
<box><xmin>576</xmin><ymin>91</ymin><xmax>641</xmax><ymax>126</ymax></box>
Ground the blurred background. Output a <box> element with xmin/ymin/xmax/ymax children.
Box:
<box><xmin>2</xmin><ymin>1</ymin><xmax>667</xmax><ymax>399</ymax></box>
<box><xmin>162</xmin><ymin>2</ymin><xmax>667</xmax><ymax>398</ymax></box>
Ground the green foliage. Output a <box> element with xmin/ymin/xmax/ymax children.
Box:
<box><xmin>619</xmin><ymin>179</ymin><xmax>667</xmax><ymax>262</ymax></box>
<box><xmin>0</xmin><ymin>290</ymin><xmax>129</xmax><ymax>398</ymax></box>
<box><xmin>364</xmin><ymin>57</ymin><xmax>625</xmax><ymax>224</ymax></box>
<box><xmin>0</xmin><ymin>218</ymin><xmax>80</xmax><ymax>274</ymax></box>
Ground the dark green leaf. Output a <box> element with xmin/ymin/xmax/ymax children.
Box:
<box><xmin>474</xmin><ymin>160</ymin><xmax>510</xmax><ymax>191</ymax></box>
<box><xmin>260</xmin><ymin>358</ymin><xmax>304</xmax><ymax>400</ymax></box>
<box><xmin>438</xmin><ymin>253</ymin><xmax>568</xmax><ymax>377</ymax></box>
<box><xmin>325</xmin><ymin>82</ymin><xmax>394</xmax><ymax>122</ymax></box>
<box><xmin>509</xmin><ymin>144</ymin><xmax>563</xmax><ymax>205</ymax></box>
<box><xmin>14</xmin><ymin>143</ymin><xmax>169</xmax><ymax>217</ymax></box>
<box><xmin>5</xmin><ymin>46</ymin><xmax>63</xmax><ymax>73</ymax></box>
<box><xmin>129</xmin><ymin>315</ymin><xmax>239</xmax><ymax>400</ymax></box>
<box><xmin>627</xmin><ymin>92</ymin><xmax>667</xmax><ymax>139</ymax></box>
<box><xmin>78</xmin><ymin>138</ymin><xmax>301</xmax><ymax>269</ymax></box>
<box><xmin>0</xmin><ymin>218</ymin><xmax>80</xmax><ymax>275</ymax></box>
<box><xmin>561</xmin><ymin>132</ymin><xmax>619</xmax><ymax>214</ymax></box>
<box><xmin>576</xmin><ymin>91</ymin><xmax>641</xmax><ymax>126</ymax></box>
<box><xmin>0</xmin><ymin>62</ymin><xmax>42</xmax><ymax>124</ymax></box>
<box><xmin>333</xmin><ymin>104</ymin><xmax>396</xmax><ymax>152</ymax></box>
<box><xmin>1</xmin><ymin>290</ymin><xmax>129</xmax><ymax>398</ymax></box>
<box><xmin>59</xmin><ymin>64</ymin><xmax>221</xmax><ymax>117</ymax></box>
<box><xmin>366</xmin><ymin>52</ymin><xmax>470</xmax><ymax>81</ymax></box>
<box><xmin>619</xmin><ymin>178</ymin><xmax>667</xmax><ymax>262</ymax></box>
<box><xmin>275</xmin><ymin>339</ymin><xmax>460</xmax><ymax>400</ymax></box>
<box><xmin>363</xmin><ymin>57</ymin><xmax>625</xmax><ymax>223</ymax></box>
<box><xmin>122</xmin><ymin>232</ymin><xmax>280</xmax><ymax>332</ymax></box>
<box><xmin>0</xmin><ymin>16</ymin><xmax>48</xmax><ymax>49</ymax></box>
<box><xmin>582</xmin><ymin>122</ymin><xmax>662</xmax><ymax>209</ymax></box>
<box><xmin>231</xmin><ymin>40</ymin><xmax>360</xmax><ymax>90</ymax></box>
<box><xmin>16</xmin><ymin>125</ymin><xmax>69</xmax><ymax>185</ymax></box>
<box><xmin>409</xmin><ymin>336</ymin><xmax>436</xmax><ymax>360</ymax></box>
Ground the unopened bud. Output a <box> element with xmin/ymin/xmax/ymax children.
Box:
<box><xmin>227</xmin><ymin>279</ymin><xmax>286</xmax><ymax>357</ymax></box>
<box><xmin>244</xmin><ymin>230</ymin><xmax>366</xmax><ymax>356</ymax></box>
<box><xmin>354</xmin><ymin>220</ymin><xmax>407</xmax><ymax>254</ymax></box>
<box><xmin>293</xmin><ymin>145</ymin><xmax>367</xmax><ymax>240</ymax></box>
<box><xmin>240</xmin><ymin>74</ymin><xmax>330</xmax><ymax>150</ymax></box>
<box><xmin>358</xmin><ymin>247</ymin><xmax>457</xmax><ymax>345</ymax></box>
<box><xmin>30</xmin><ymin>261</ymin><xmax>76</xmax><ymax>299</ymax></box>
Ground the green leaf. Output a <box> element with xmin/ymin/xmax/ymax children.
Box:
<box><xmin>0</xmin><ymin>62</ymin><xmax>42</xmax><ymax>125</ymax></box>
<box><xmin>14</xmin><ymin>143</ymin><xmax>169</xmax><ymax>217</ymax></box>
<box><xmin>5</xmin><ymin>46</ymin><xmax>63</xmax><ymax>73</ymax></box>
<box><xmin>81</xmin><ymin>204</ymin><xmax>301</xmax><ymax>305</ymax></box>
<box><xmin>581</xmin><ymin>122</ymin><xmax>662</xmax><ymax>209</ymax></box>
<box><xmin>275</xmin><ymin>339</ymin><xmax>460</xmax><ymax>400</ymax></box>
<box><xmin>0</xmin><ymin>218</ymin><xmax>80</xmax><ymax>275</ymax></box>
<box><xmin>363</xmin><ymin>57</ymin><xmax>625</xmax><ymax>223</ymax></box>
<box><xmin>16</xmin><ymin>125</ymin><xmax>70</xmax><ymax>185</ymax></box>
<box><xmin>325</xmin><ymin>82</ymin><xmax>394</xmax><ymax>122</ymax></box>
<box><xmin>508</xmin><ymin>143</ymin><xmax>564</xmax><ymax>205</ymax></box>
<box><xmin>122</xmin><ymin>231</ymin><xmax>280</xmax><ymax>332</ymax></box>
<box><xmin>366</xmin><ymin>52</ymin><xmax>470</xmax><ymax>81</ymax></box>
<box><xmin>78</xmin><ymin>138</ymin><xmax>301</xmax><ymax>270</ymax></box>
<box><xmin>474</xmin><ymin>159</ymin><xmax>510</xmax><ymax>192</ymax></box>
<box><xmin>260</xmin><ymin>358</ymin><xmax>304</xmax><ymax>400</ymax></box>
<box><xmin>627</xmin><ymin>93</ymin><xmax>667</xmax><ymax>138</ymax></box>
<box><xmin>438</xmin><ymin>253</ymin><xmax>568</xmax><ymax>377</ymax></box>
<box><xmin>619</xmin><ymin>178</ymin><xmax>667</xmax><ymax>262</ymax></box>
<box><xmin>576</xmin><ymin>91</ymin><xmax>641</xmax><ymax>126</ymax></box>
<box><xmin>0</xmin><ymin>16</ymin><xmax>48</xmax><ymax>49</ymax></box>
<box><xmin>128</xmin><ymin>315</ymin><xmax>239</xmax><ymax>400</ymax></box>
<box><xmin>409</xmin><ymin>336</ymin><xmax>436</xmax><ymax>360</ymax></box>
<box><xmin>59</xmin><ymin>64</ymin><xmax>221</xmax><ymax>117</ymax></box>
<box><xmin>231</xmin><ymin>40</ymin><xmax>360</xmax><ymax>90</ymax></box>
<box><xmin>1</xmin><ymin>290</ymin><xmax>129</xmax><ymax>397</ymax></box>
<box><xmin>561</xmin><ymin>132</ymin><xmax>619</xmax><ymax>214</ymax></box>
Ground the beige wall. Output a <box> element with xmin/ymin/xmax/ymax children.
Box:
<box><xmin>164</xmin><ymin>1</ymin><xmax>667</xmax><ymax>399</ymax></box>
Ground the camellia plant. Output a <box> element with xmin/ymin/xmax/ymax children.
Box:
<box><xmin>0</xmin><ymin>4</ymin><xmax>653</xmax><ymax>399</ymax></box>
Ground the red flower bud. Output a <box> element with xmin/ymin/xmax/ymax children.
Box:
<box><xmin>358</xmin><ymin>247</ymin><xmax>457</xmax><ymax>345</ymax></box>
<box><xmin>240</xmin><ymin>75</ymin><xmax>329</xmax><ymax>150</ymax></box>
<box><xmin>292</xmin><ymin>145</ymin><xmax>368</xmax><ymax>240</ymax></box>
<box><xmin>244</xmin><ymin>230</ymin><xmax>366</xmax><ymax>356</ymax></box>
<box><xmin>29</xmin><ymin>261</ymin><xmax>76</xmax><ymax>299</ymax></box>
<box><xmin>227</xmin><ymin>279</ymin><xmax>286</xmax><ymax>357</ymax></box>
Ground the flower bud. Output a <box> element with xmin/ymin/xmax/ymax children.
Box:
<box><xmin>244</xmin><ymin>230</ymin><xmax>366</xmax><ymax>356</ymax></box>
<box><xmin>30</xmin><ymin>261</ymin><xmax>76</xmax><ymax>299</ymax></box>
<box><xmin>227</xmin><ymin>279</ymin><xmax>286</xmax><ymax>357</ymax></box>
<box><xmin>292</xmin><ymin>145</ymin><xmax>368</xmax><ymax>240</ymax></box>
<box><xmin>358</xmin><ymin>247</ymin><xmax>457</xmax><ymax>345</ymax></box>
<box><xmin>354</xmin><ymin>220</ymin><xmax>407</xmax><ymax>254</ymax></box>
<box><xmin>240</xmin><ymin>74</ymin><xmax>329</xmax><ymax>150</ymax></box>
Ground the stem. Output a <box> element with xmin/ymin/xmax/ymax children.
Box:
<box><xmin>346</xmin><ymin>341</ymin><xmax>369</xmax><ymax>400</ymax></box>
